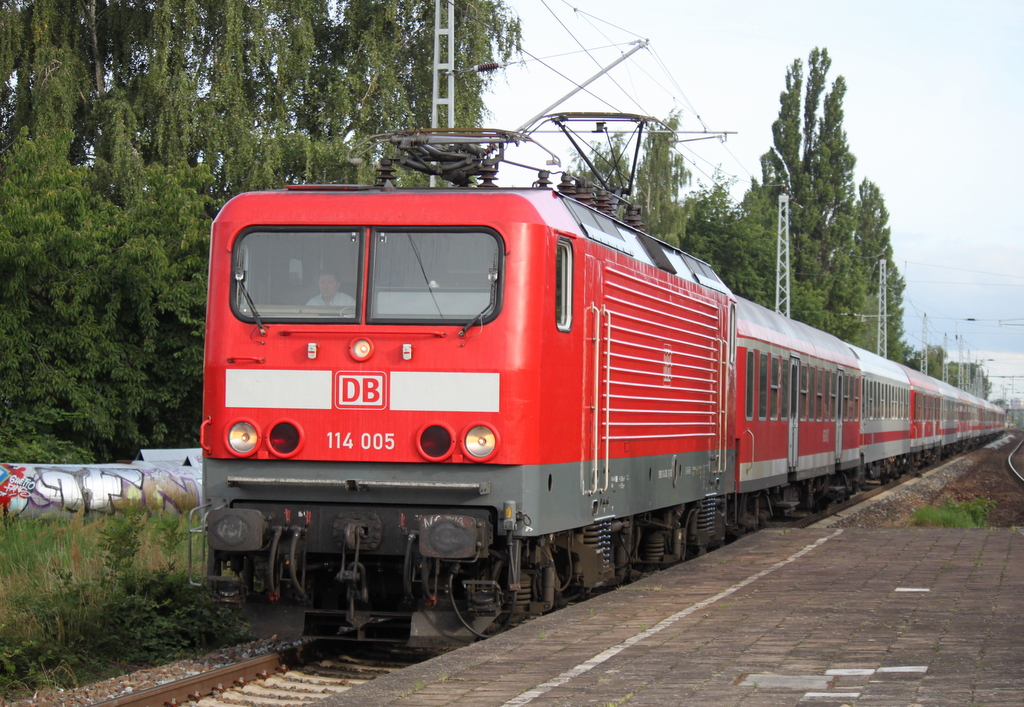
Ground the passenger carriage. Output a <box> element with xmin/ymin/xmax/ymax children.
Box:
<box><xmin>734</xmin><ymin>298</ymin><xmax>861</xmax><ymax>514</ymax></box>
<box><xmin>899</xmin><ymin>363</ymin><xmax>944</xmax><ymax>468</ymax></box>
<box><xmin>849</xmin><ymin>345</ymin><xmax>911</xmax><ymax>482</ymax></box>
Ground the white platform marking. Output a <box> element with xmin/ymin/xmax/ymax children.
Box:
<box><xmin>825</xmin><ymin>668</ymin><xmax>874</xmax><ymax>676</ymax></box>
<box><xmin>801</xmin><ymin>693</ymin><xmax>861</xmax><ymax>700</ymax></box>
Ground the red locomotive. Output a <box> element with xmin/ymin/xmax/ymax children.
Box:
<box><xmin>195</xmin><ymin>122</ymin><xmax>1003</xmax><ymax>646</ymax></box>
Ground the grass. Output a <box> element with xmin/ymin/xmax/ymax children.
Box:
<box><xmin>910</xmin><ymin>498</ymin><xmax>997</xmax><ymax>528</ymax></box>
<box><xmin>0</xmin><ymin>508</ymin><xmax>250</xmax><ymax>699</ymax></box>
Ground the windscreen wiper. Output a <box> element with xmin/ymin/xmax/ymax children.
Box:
<box><xmin>234</xmin><ymin>267</ymin><xmax>267</xmax><ymax>336</ymax></box>
<box><xmin>459</xmin><ymin>267</ymin><xmax>499</xmax><ymax>338</ymax></box>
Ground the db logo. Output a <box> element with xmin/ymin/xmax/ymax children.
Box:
<box><xmin>336</xmin><ymin>373</ymin><xmax>387</xmax><ymax>408</ymax></box>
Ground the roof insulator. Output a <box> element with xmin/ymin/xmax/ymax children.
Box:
<box><xmin>477</xmin><ymin>163</ymin><xmax>499</xmax><ymax>188</ymax></box>
<box><xmin>375</xmin><ymin>158</ymin><xmax>397</xmax><ymax>187</ymax></box>
<box><xmin>574</xmin><ymin>179</ymin><xmax>595</xmax><ymax>206</ymax></box>
<box><xmin>624</xmin><ymin>204</ymin><xmax>645</xmax><ymax>230</ymax></box>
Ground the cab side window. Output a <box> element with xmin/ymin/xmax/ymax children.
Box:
<box><xmin>555</xmin><ymin>239</ymin><xmax>573</xmax><ymax>331</ymax></box>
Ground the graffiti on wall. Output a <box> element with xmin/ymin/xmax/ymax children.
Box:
<box><xmin>0</xmin><ymin>455</ymin><xmax>203</xmax><ymax>518</ymax></box>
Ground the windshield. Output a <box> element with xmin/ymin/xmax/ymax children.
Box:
<box><xmin>368</xmin><ymin>230</ymin><xmax>501</xmax><ymax>323</ymax></box>
<box><xmin>232</xmin><ymin>229</ymin><xmax>362</xmax><ymax>322</ymax></box>
<box><xmin>230</xmin><ymin>227</ymin><xmax>502</xmax><ymax>326</ymax></box>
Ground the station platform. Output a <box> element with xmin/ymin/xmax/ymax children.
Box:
<box><xmin>321</xmin><ymin>528</ymin><xmax>1024</xmax><ymax>707</ymax></box>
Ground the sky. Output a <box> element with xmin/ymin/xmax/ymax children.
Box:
<box><xmin>478</xmin><ymin>0</ymin><xmax>1024</xmax><ymax>401</ymax></box>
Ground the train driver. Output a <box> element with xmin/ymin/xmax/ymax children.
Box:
<box><xmin>307</xmin><ymin>271</ymin><xmax>355</xmax><ymax>307</ymax></box>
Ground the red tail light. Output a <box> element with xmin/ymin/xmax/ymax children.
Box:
<box><xmin>418</xmin><ymin>424</ymin><xmax>455</xmax><ymax>461</ymax></box>
<box><xmin>268</xmin><ymin>421</ymin><xmax>302</xmax><ymax>457</ymax></box>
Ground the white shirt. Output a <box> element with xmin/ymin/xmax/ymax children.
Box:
<box><xmin>306</xmin><ymin>292</ymin><xmax>355</xmax><ymax>306</ymax></box>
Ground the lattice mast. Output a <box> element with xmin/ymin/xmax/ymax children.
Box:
<box><xmin>877</xmin><ymin>258</ymin><xmax>887</xmax><ymax>356</ymax></box>
<box><xmin>431</xmin><ymin>0</ymin><xmax>456</xmax><ymax>187</ymax></box>
<box><xmin>775</xmin><ymin>193</ymin><xmax>790</xmax><ymax>318</ymax></box>
<box><xmin>920</xmin><ymin>313</ymin><xmax>928</xmax><ymax>376</ymax></box>
<box><xmin>432</xmin><ymin>0</ymin><xmax>455</xmax><ymax>130</ymax></box>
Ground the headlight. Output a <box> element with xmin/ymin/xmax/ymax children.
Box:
<box><xmin>227</xmin><ymin>421</ymin><xmax>260</xmax><ymax>455</ymax></box>
<box><xmin>350</xmin><ymin>338</ymin><xmax>374</xmax><ymax>361</ymax></box>
<box><xmin>462</xmin><ymin>425</ymin><xmax>497</xmax><ymax>460</ymax></box>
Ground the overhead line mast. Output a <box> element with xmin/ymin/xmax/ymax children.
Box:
<box><xmin>432</xmin><ymin>0</ymin><xmax>455</xmax><ymax>131</ymax></box>
<box><xmin>775</xmin><ymin>193</ymin><xmax>790</xmax><ymax>318</ymax></box>
<box><xmin>431</xmin><ymin>0</ymin><xmax>455</xmax><ymax>187</ymax></box>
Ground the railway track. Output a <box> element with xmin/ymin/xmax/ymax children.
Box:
<box><xmin>1005</xmin><ymin>432</ymin><xmax>1024</xmax><ymax>487</ymax></box>
<box><xmin>89</xmin><ymin>644</ymin><xmax>439</xmax><ymax>707</ymax></box>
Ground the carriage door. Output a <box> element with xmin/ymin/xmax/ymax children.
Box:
<box><xmin>582</xmin><ymin>255</ymin><xmax>608</xmax><ymax>496</ymax></box>
<box><xmin>835</xmin><ymin>369</ymin><xmax>844</xmax><ymax>463</ymax></box>
<box><xmin>788</xmin><ymin>356</ymin><xmax>800</xmax><ymax>470</ymax></box>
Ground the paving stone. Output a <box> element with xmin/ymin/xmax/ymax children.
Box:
<box><xmin>319</xmin><ymin>529</ymin><xmax>1024</xmax><ymax>707</ymax></box>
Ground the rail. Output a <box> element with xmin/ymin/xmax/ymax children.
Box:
<box><xmin>1007</xmin><ymin>433</ymin><xmax>1024</xmax><ymax>485</ymax></box>
<box><xmin>90</xmin><ymin>648</ymin><xmax>302</xmax><ymax>707</ymax></box>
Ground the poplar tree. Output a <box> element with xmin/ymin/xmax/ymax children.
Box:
<box><xmin>755</xmin><ymin>48</ymin><xmax>869</xmax><ymax>341</ymax></box>
<box><xmin>854</xmin><ymin>178</ymin><xmax>906</xmax><ymax>361</ymax></box>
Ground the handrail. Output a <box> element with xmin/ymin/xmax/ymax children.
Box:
<box><xmin>601</xmin><ymin>306</ymin><xmax>611</xmax><ymax>493</ymax></box>
<box><xmin>186</xmin><ymin>503</ymin><xmax>211</xmax><ymax>587</ymax></box>
<box><xmin>745</xmin><ymin>428</ymin><xmax>755</xmax><ymax>476</ymax></box>
<box><xmin>589</xmin><ymin>303</ymin><xmax>601</xmax><ymax>496</ymax></box>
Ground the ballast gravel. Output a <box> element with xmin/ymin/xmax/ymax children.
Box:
<box><xmin>4</xmin><ymin>638</ymin><xmax>300</xmax><ymax>707</ymax></box>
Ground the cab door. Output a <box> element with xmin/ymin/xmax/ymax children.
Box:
<box><xmin>835</xmin><ymin>369</ymin><xmax>844</xmax><ymax>463</ymax></box>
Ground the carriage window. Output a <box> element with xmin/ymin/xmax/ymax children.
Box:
<box><xmin>369</xmin><ymin>229</ymin><xmax>502</xmax><ymax>323</ymax></box>
<box><xmin>823</xmin><ymin>369</ymin><xmax>831</xmax><ymax>421</ymax></box>
<box><xmin>555</xmin><ymin>239</ymin><xmax>573</xmax><ymax>331</ymax></box>
<box><xmin>781</xmin><ymin>358</ymin><xmax>790</xmax><ymax>421</ymax></box>
<box><xmin>815</xmin><ymin>368</ymin><xmax>823</xmax><ymax>421</ymax></box>
<box><xmin>758</xmin><ymin>352</ymin><xmax>768</xmax><ymax>421</ymax></box>
<box><xmin>827</xmin><ymin>368</ymin><xmax>835</xmax><ymax>418</ymax></box>
<box><xmin>745</xmin><ymin>350</ymin><xmax>755</xmax><ymax>420</ymax></box>
<box><xmin>770</xmin><ymin>356</ymin><xmax>780</xmax><ymax>421</ymax></box>
<box><xmin>801</xmin><ymin>364</ymin><xmax>809</xmax><ymax>421</ymax></box>
<box><xmin>232</xmin><ymin>229</ymin><xmax>363</xmax><ymax>323</ymax></box>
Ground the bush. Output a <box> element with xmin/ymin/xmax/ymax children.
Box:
<box><xmin>910</xmin><ymin>498</ymin><xmax>997</xmax><ymax>528</ymax></box>
<box><xmin>0</xmin><ymin>510</ymin><xmax>251</xmax><ymax>698</ymax></box>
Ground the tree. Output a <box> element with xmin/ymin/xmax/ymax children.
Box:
<box><xmin>567</xmin><ymin>112</ymin><xmax>689</xmax><ymax>244</ymax></box>
<box><xmin>0</xmin><ymin>0</ymin><xmax>521</xmax><ymax>461</ymax></box>
<box><xmin>681</xmin><ymin>179</ymin><xmax>775</xmax><ymax>305</ymax></box>
<box><xmin>0</xmin><ymin>0</ymin><xmax>522</xmax><ymax>198</ymax></box>
<box><xmin>633</xmin><ymin>113</ymin><xmax>688</xmax><ymax>243</ymax></box>
<box><xmin>0</xmin><ymin>131</ymin><xmax>212</xmax><ymax>462</ymax></box>
<box><xmin>753</xmin><ymin>48</ymin><xmax>870</xmax><ymax>341</ymax></box>
<box><xmin>853</xmin><ymin>178</ymin><xmax>906</xmax><ymax>362</ymax></box>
